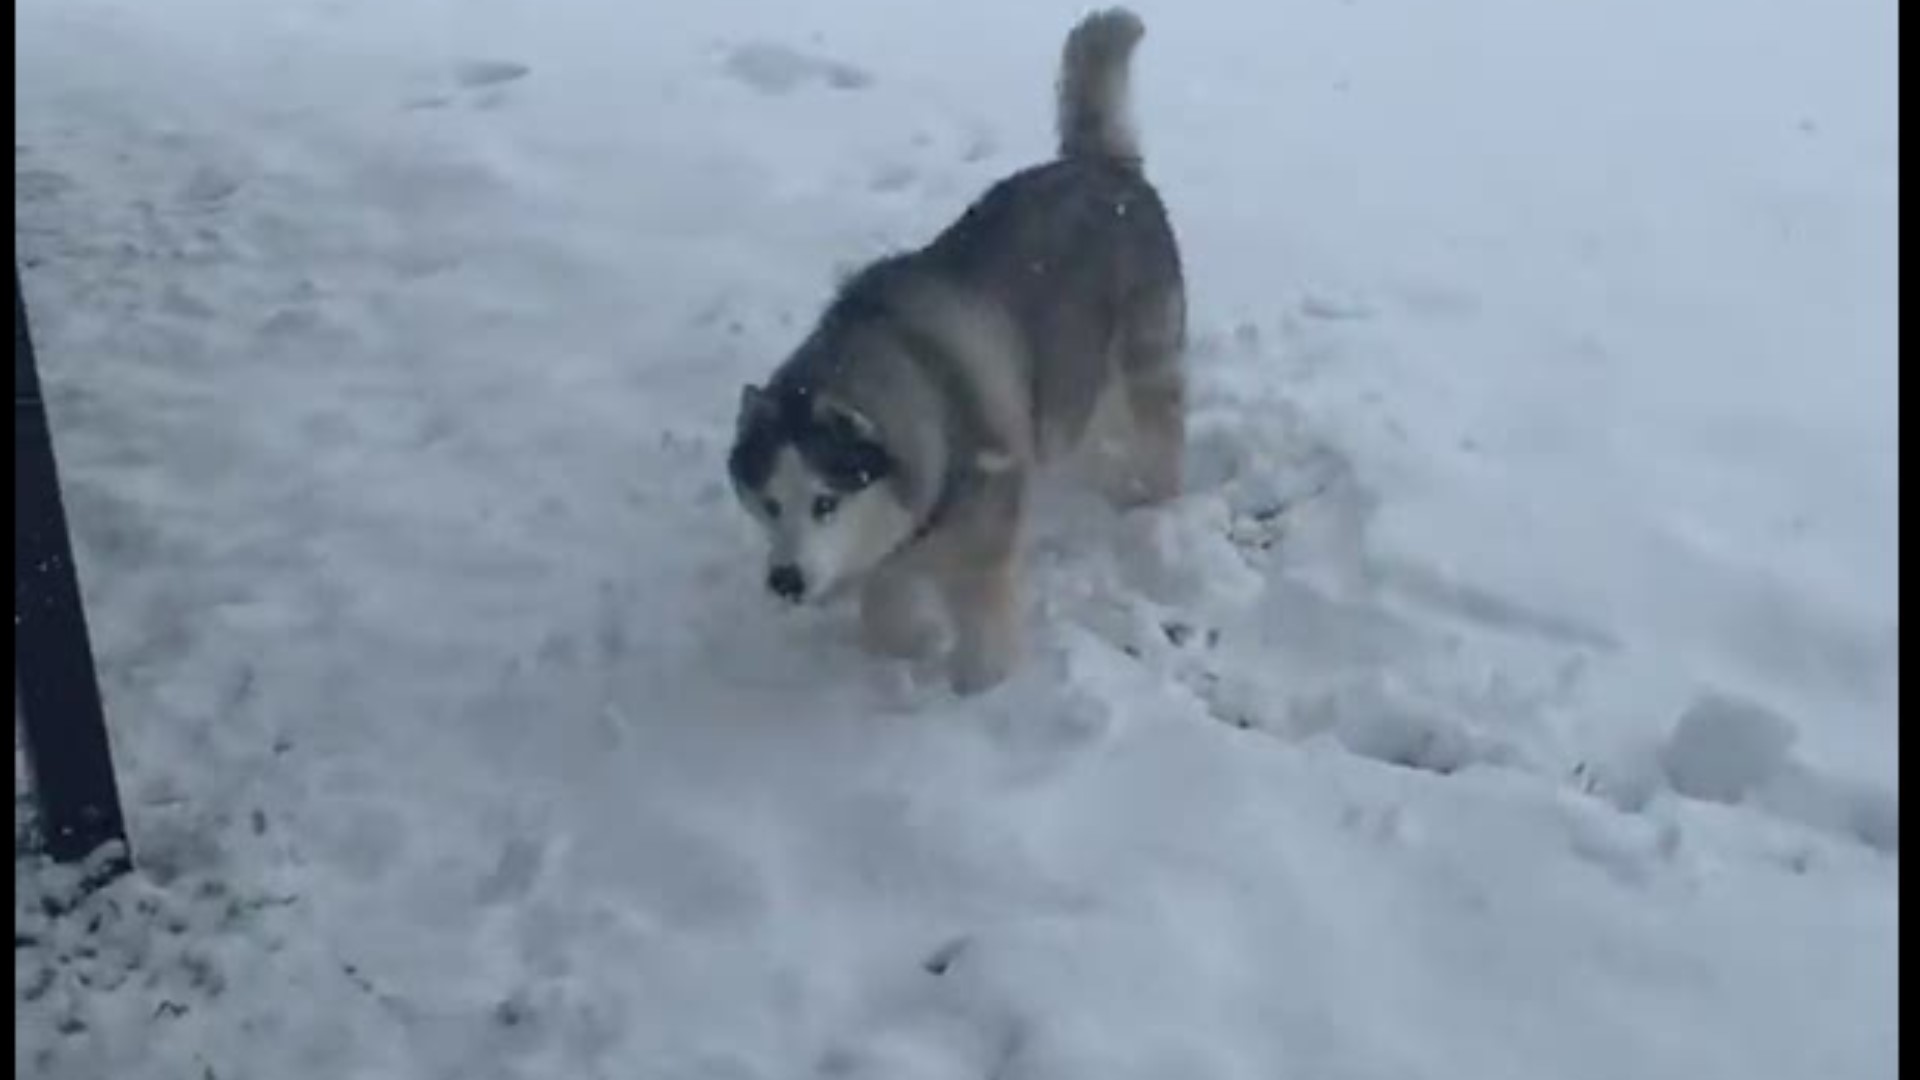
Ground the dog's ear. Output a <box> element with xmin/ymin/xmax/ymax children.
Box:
<box><xmin>814</xmin><ymin>395</ymin><xmax>879</xmax><ymax>443</ymax></box>
<box><xmin>737</xmin><ymin>384</ymin><xmax>775</xmax><ymax>434</ymax></box>
<box><xmin>812</xmin><ymin>396</ymin><xmax>891</xmax><ymax>488</ymax></box>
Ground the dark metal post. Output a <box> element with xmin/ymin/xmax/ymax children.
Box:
<box><xmin>15</xmin><ymin>264</ymin><xmax>130</xmax><ymax>868</ymax></box>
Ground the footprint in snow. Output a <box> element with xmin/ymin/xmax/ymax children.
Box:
<box><xmin>453</xmin><ymin>58</ymin><xmax>532</xmax><ymax>90</ymax></box>
<box><xmin>17</xmin><ymin>168</ymin><xmax>75</xmax><ymax>203</ymax></box>
<box><xmin>179</xmin><ymin>165</ymin><xmax>242</xmax><ymax>207</ymax></box>
<box><xmin>1661</xmin><ymin>693</ymin><xmax>1899</xmax><ymax>855</ymax></box>
<box><xmin>1390</xmin><ymin>279</ymin><xmax>1481</xmax><ymax>322</ymax></box>
<box><xmin>868</xmin><ymin>163</ymin><xmax>918</xmax><ymax>194</ymax></box>
<box><xmin>401</xmin><ymin>59</ymin><xmax>531</xmax><ymax>110</ymax></box>
<box><xmin>718</xmin><ymin>40</ymin><xmax>874</xmax><ymax>95</ymax></box>
<box><xmin>1297</xmin><ymin>291</ymin><xmax>1375</xmax><ymax>322</ymax></box>
<box><xmin>960</xmin><ymin>131</ymin><xmax>997</xmax><ymax>163</ymax></box>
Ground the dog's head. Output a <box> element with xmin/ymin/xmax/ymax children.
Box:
<box><xmin>728</xmin><ymin>384</ymin><xmax>917</xmax><ymax>605</ymax></box>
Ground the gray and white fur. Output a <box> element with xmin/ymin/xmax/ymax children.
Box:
<box><xmin>729</xmin><ymin>7</ymin><xmax>1186</xmax><ymax>694</ymax></box>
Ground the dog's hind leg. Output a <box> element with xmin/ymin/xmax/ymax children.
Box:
<box><xmin>1110</xmin><ymin>285</ymin><xmax>1188</xmax><ymax>507</ymax></box>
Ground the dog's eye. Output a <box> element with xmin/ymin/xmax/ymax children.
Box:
<box><xmin>762</xmin><ymin>498</ymin><xmax>781</xmax><ymax>520</ymax></box>
<box><xmin>811</xmin><ymin>494</ymin><xmax>840</xmax><ymax>520</ymax></box>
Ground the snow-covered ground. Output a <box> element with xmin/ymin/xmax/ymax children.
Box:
<box><xmin>15</xmin><ymin>0</ymin><xmax>1898</xmax><ymax>1075</ymax></box>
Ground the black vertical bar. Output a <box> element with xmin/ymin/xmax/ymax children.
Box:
<box><xmin>14</xmin><ymin>263</ymin><xmax>130</xmax><ymax>868</ymax></box>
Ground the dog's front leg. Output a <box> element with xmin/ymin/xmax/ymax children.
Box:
<box><xmin>933</xmin><ymin>472</ymin><xmax>1027</xmax><ymax>695</ymax></box>
<box><xmin>859</xmin><ymin>563</ymin><xmax>940</xmax><ymax>660</ymax></box>
<box><xmin>940</xmin><ymin>551</ymin><xmax>1021</xmax><ymax>695</ymax></box>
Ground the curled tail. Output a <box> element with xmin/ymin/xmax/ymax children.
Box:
<box><xmin>1056</xmin><ymin>7</ymin><xmax>1147</xmax><ymax>166</ymax></box>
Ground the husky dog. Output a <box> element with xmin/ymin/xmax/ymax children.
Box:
<box><xmin>728</xmin><ymin>7</ymin><xmax>1186</xmax><ymax>694</ymax></box>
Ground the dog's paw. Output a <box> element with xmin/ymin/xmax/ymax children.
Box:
<box><xmin>949</xmin><ymin>664</ymin><xmax>1009</xmax><ymax>697</ymax></box>
<box><xmin>948</xmin><ymin>645</ymin><xmax>1014</xmax><ymax>696</ymax></box>
<box><xmin>859</xmin><ymin>577</ymin><xmax>944</xmax><ymax>660</ymax></box>
<box><xmin>860</xmin><ymin>617</ymin><xmax>943</xmax><ymax>661</ymax></box>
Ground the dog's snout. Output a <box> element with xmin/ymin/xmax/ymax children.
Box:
<box><xmin>767</xmin><ymin>564</ymin><xmax>806</xmax><ymax>602</ymax></box>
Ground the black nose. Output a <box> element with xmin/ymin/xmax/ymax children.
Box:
<box><xmin>767</xmin><ymin>565</ymin><xmax>805</xmax><ymax>602</ymax></box>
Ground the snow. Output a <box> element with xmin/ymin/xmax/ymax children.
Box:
<box><xmin>14</xmin><ymin>0</ymin><xmax>1896</xmax><ymax>1076</ymax></box>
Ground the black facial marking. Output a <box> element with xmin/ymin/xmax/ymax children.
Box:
<box><xmin>726</xmin><ymin>381</ymin><xmax>893</xmax><ymax>496</ymax></box>
<box><xmin>727</xmin><ymin>390</ymin><xmax>784</xmax><ymax>490</ymax></box>
<box><xmin>799</xmin><ymin>413</ymin><xmax>891</xmax><ymax>493</ymax></box>
<box><xmin>727</xmin><ymin>423</ymin><xmax>779</xmax><ymax>490</ymax></box>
